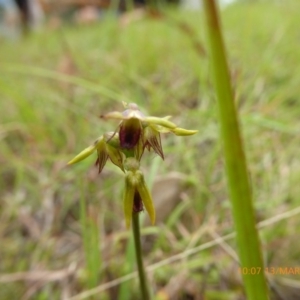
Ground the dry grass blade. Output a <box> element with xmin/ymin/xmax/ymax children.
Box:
<box><xmin>0</xmin><ymin>263</ymin><xmax>77</xmax><ymax>283</ymax></box>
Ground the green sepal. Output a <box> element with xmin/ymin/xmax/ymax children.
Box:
<box><xmin>96</xmin><ymin>148</ymin><xmax>108</xmax><ymax>174</ymax></box>
<box><xmin>136</xmin><ymin>172</ymin><xmax>156</xmax><ymax>225</ymax></box>
<box><xmin>124</xmin><ymin>174</ymin><xmax>135</xmax><ymax>228</ymax></box>
<box><xmin>95</xmin><ymin>137</ymin><xmax>108</xmax><ymax>173</ymax></box>
<box><xmin>67</xmin><ymin>145</ymin><xmax>96</xmax><ymax>165</ymax></box>
<box><xmin>171</xmin><ymin>127</ymin><xmax>198</xmax><ymax>136</ymax></box>
<box><xmin>106</xmin><ymin>144</ymin><xmax>125</xmax><ymax>172</ymax></box>
<box><xmin>151</xmin><ymin>125</ymin><xmax>171</xmax><ymax>134</ymax></box>
<box><xmin>143</xmin><ymin>116</ymin><xmax>177</xmax><ymax>129</ymax></box>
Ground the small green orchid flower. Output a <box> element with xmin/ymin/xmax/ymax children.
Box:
<box><xmin>123</xmin><ymin>158</ymin><xmax>155</xmax><ymax>228</ymax></box>
<box><xmin>101</xmin><ymin>103</ymin><xmax>177</xmax><ymax>150</ymax></box>
<box><xmin>101</xmin><ymin>102</ymin><xmax>197</xmax><ymax>160</ymax></box>
<box><xmin>68</xmin><ymin>103</ymin><xmax>197</xmax><ymax>227</ymax></box>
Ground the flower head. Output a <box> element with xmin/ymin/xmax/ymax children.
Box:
<box><xmin>101</xmin><ymin>102</ymin><xmax>197</xmax><ymax>160</ymax></box>
<box><xmin>68</xmin><ymin>103</ymin><xmax>197</xmax><ymax>227</ymax></box>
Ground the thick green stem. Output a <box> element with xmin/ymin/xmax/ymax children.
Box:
<box><xmin>202</xmin><ymin>1</ymin><xmax>269</xmax><ymax>299</ymax></box>
<box><xmin>132</xmin><ymin>213</ymin><xmax>151</xmax><ymax>300</ymax></box>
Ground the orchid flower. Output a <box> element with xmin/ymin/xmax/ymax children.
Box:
<box><xmin>68</xmin><ymin>102</ymin><xmax>197</xmax><ymax>227</ymax></box>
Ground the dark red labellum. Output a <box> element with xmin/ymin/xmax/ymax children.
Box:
<box><xmin>119</xmin><ymin>120</ymin><xmax>141</xmax><ymax>149</ymax></box>
<box><xmin>133</xmin><ymin>191</ymin><xmax>144</xmax><ymax>213</ymax></box>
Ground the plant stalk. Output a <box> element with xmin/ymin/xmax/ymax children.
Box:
<box><xmin>132</xmin><ymin>213</ymin><xmax>151</xmax><ymax>300</ymax></box>
<box><xmin>202</xmin><ymin>0</ymin><xmax>269</xmax><ymax>299</ymax></box>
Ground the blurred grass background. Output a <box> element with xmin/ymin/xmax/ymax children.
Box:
<box><xmin>1</xmin><ymin>0</ymin><xmax>300</xmax><ymax>299</ymax></box>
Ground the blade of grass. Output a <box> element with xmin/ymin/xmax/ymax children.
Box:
<box><xmin>79</xmin><ymin>181</ymin><xmax>102</xmax><ymax>290</ymax></box>
<box><xmin>202</xmin><ymin>1</ymin><xmax>269</xmax><ymax>299</ymax></box>
<box><xmin>117</xmin><ymin>234</ymin><xmax>135</xmax><ymax>300</ymax></box>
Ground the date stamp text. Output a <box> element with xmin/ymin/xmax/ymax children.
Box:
<box><xmin>238</xmin><ymin>267</ymin><xmax>300</xmax><ymax>275</ymax></box>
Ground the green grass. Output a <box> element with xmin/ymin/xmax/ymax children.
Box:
<box><xmin>203</xmin><ymin>1</ymin><xmax>268</xmax><ymax>298</ymax></box>
<box><xmin>1</xmin><ymin>1</ymin><xmax>300</xmax><ymax>299</ymax></box>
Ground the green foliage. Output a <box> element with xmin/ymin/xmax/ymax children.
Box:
<box><xmin>79</xmin><ymin>184</ymin><xmax>102</xmax><ymax>289</ymax></box>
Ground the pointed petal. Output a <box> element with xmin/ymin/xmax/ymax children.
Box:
<box><xmin>136</xmin><ymin>172</ymin><xmax>156</xmax><ymax>225</ymax></box>
<box><xmin>94</xmin><ymin>137</ymin><xmax>109</xmax><ymax>173</ymax></box>
<box><xmin>144</xmin><ymin>126</ymin><xmax>164</xmax><ymax>159</ymax></box>
<box><xmin>95</xmin><ymin>149</ymin><xmax>108</xmax><ymax>173</ymax></box>
<box><xmin>106</xmin><ymin>144</ymin><xmax>125</xmax><ymax>172</ymax></box>
<box><xmin>172</xmin><ymin>127</ymin><xmax>198</xmax><ymax>136</ymax></box>
<box><xmin>67</xmin><ymin>145</ymin><xmax>96</xmax><ymax>165</ymax></box>
<box><xmin>143</xmin><ymin>116</ymin><xmax>177</xmax><ymax>129</ymax></box>
<box><xmin>124</xmin><ymin>174</ymin><xmax>135</xmax><ymax>228</ymax></box>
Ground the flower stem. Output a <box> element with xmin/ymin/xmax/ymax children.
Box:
<box><xmin>132</xmin><ymin>213</ymin><xmax>151</xmax><ymax>300</ymax></box>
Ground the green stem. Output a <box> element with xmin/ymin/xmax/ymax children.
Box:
<box><xmin>202</xmin><ymin>1</ymin><xmax>269</xmax><ymax>299</ymax></box>
<box><xmin>132</xmin><ymin>213</ymin><xmax>151</xmax><ymax>300</ymax></box>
